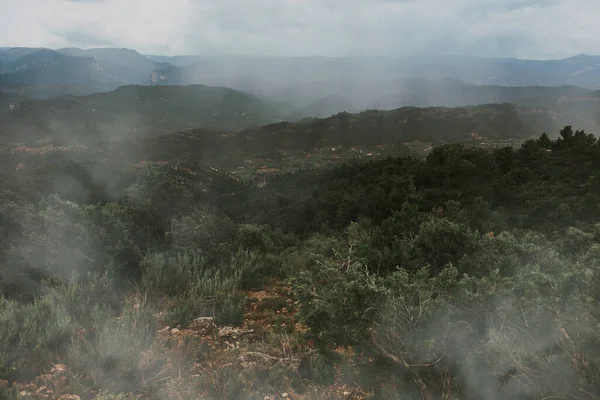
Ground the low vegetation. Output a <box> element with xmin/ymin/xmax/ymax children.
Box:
<box><xmin>1</xmin><ymin>125</ymin><xmax>600</xmax><ymax>399</ymax></box>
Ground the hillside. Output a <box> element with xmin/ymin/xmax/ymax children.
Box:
<box><xmin>153</xmin><ymin>65</ymin><xmax>600</xmax><ymax>115</ymax></box>
<box><xmin>0</xmin><ymin>49</ymin><xmax>105</xmax><ymax>87</ymax></box>
<box><xmin>0</xmin><ymin>102</ymin><xmax>565</xmax><ymax>177</ymax></box>
<box><xmin>0</xmin><ymin>83</ymin><xmax>100</xmax><ymax>99</ymax></box>
<box><xmin>57</xmin><ymin>47</ymin><xmax>168</xmax><ymax>83</ymax></box>
<box><xmin>365</xmin><ymin>80</ymin><xmax>593</xmax><ymax>109</ymax></box>
<box><xmin>235</xmin><ymin>104</ymin><xmax>558</xmax><ymax>154</ymax></box>
<box><xmin>0</xmin><ymin>47</ymin><xmax>166</xmax><ymax>96</ymax></box>
<box><xmin>2</xmin><ymin>126</ymin><xmax>600</xmax><ymax>399</ymax></box>
<box><xmin>285</xmin><ymin>95</ymin><xmax>361</xmax><ymax>121</ymax></box>
<box><xmin>0</xmin><ymin>85</ymin><xmax>285</xmax><ymax>145</ymax></box>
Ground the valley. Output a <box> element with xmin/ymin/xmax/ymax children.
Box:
<box><xmin>1</xmin><ymin>45</ymin><xmax>600</xmax><ymax>400</ymax></box>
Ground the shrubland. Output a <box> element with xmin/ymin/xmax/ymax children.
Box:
<box><xmin>1</xmin><ymin>126</ymin><xmax>600</xmax><ymax>399</ymax></box>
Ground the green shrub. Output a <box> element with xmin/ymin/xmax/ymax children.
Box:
<box><xmin>167</xmin><ymin>207</ymin><xmax>236</xmax><ymax>261</ymax></box>
<box><xmin>295</xmin><ymin>254</ymin><xmax>388</xmax><ymax>347</ymax></box>
<box><xmin>93</xmin><ymin>393</ymin><xmax>137</xmax><ymax>400</ymax></box>
<box><xmin>141</xmin><ymin>251</ymin><xmax>206</xmax><ymax>296</ymax></box>
<box><xmin>204</xmin><ymin>365</ymin><xmax>246</xmax><ymax>400</ymax></box>
<box><xmin>142</xmin><ymin>249</ymin><xmax>254</xmax><ymax>326</ymax></box>
<box><xmin>162</xmin><ymin>302</ymin><xmax>196</xmax><ymax>328</ymax></box>
<box><xmin>213</xmin><ymin>295</ymin><xmax>245</xmax><ymax>326</ymax></box>
<box><xmin>67</xmin><ymin>298</ymin><xmax>161</xmax><ymax>394</ymax></box>
<box><xmin>298</xmin><ymin>352</ymin><xmax>335</xmax><ymax>386</ymax></box>
<box><xmin>48</xmin><ymin>272</ymin><xmax>122</xmax><ymax>326</ymax></box>
<box><xmin>0</xmin><ymin>295</ymin><xmax>74</xmax><ymax>381</ymax></box>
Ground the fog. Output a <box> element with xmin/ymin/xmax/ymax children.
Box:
<box><xmin>3</xmin><ymin>0</ymin><xmax>600</xmax><ymax>59</ymax></box>
<box><xmin>2</xmin><ymin>2</ymin><xmax>600</xmax><ymax>400</ymax></box>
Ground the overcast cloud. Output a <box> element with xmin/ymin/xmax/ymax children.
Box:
<box><xmin>1</xmin><ymin>0</ymin><xmax>599</xmax><ymax>58</ymax></box>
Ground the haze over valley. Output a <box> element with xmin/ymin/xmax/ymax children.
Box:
<box><xmin>3</xmin><ymin>1</ymin><xmax>600</xmax><ymax>399</ymax></box>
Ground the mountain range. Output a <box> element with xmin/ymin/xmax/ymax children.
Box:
<box><xmin>2</xmin><ymin>78</ymin><xmax>599</xmax><ymax>145</ymax></box>
<box><xmin>0</xmin><ymin>47</ymin><xmax>166</xmax><ymax>97</ymax></box>
<box><xmin>2</xmin><ymin>46</ymin><xmax>600</xmax><ymax>156</ymax></box>
<box><xmin>4</xmin><ymin>47</ymin><xmax>600</xmax><ymax>105</ymax></box>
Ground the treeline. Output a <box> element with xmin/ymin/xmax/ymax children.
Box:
<box><xmin>239</xmin><ymin>126</ymin><xmax>600</xmax><ymax>236</ymax></box>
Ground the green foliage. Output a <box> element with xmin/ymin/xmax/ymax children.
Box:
<box><xmin>1</xmin><ymin>126</ymin><xmax>600</xmax><ymax>399</ymax></box>
<box><xmin>140</xmin><ymin>250</ymin><xmax>249</xmax><ymax>326</ymax></box>
<box><xmin>295</xmin><ymin>248</ymin><xmax>388</xmax><ymax>346</ymax></box>
<box><xmin>204</xmin><ymin>365</ymin><xmax>246</xmax><ymax>400</ymax></box>
<box><xmin>0</xmin><ymin>296</ymin><xmax>74</xmax><ymax>381</ymax></box>
<box><xmin>93</xmin><ymin>393</ymin><xmax>138</xmax><ymax>400</ymax></box>
<box><xmin>1</xmin><ymin>85</ymin><xmax>283</xmax><ymax>145</ymax></box>
<box><xmin>295</xmin><ymin>224</ymin><xmax>600</xmax><ymax>398</ymax></box>
<box><xmin>162</xmin><ymin>302</ymin><xmax>195</xmax><ymax>328</ymax></box>
<box><xmin>3</xmin><ymin>194</ymin><xmax>97</xmax><ymax>289</ymax></box>
<box><xmin>168</xmin><ymin>207</ymin><xmax>237</xmax><ymax>261</ymax></box>
<box><xmin>0</xmin><ymin>272</ymin><xmax>122</xmax><ymax>381</ymax></box>
<box><xmin>298</xmin><ymin>353</ymin><xmax>336</xmax><ymax>386</ymax></box>
<box><xmin>67</xmin><ymin>298</ymin><xmax>160</xmax><ymax>394</ymax></box>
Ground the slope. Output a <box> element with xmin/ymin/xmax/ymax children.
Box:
<box><xmin>0</xmin><ymin>47</ymin><xmax>167</xmax><ymax>97</ymax></box>
<box><xmin>0</xmin><ymin>85</ymin><xmax>285</xmax><ymax>145</ymax></box>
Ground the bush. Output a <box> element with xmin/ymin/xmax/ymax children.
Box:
<box><xmin>67</xmin><ymin>298</ymin><xmax>161</xmax><ymax>394</ymax></box>
<box><xmin>0</xmin><ymin>296</ymin><xmax>74</xmax><ymax>381</ymax></box>
<box><xmin>93</xmin><ymin>393</ymin><xmax>137</xmax><ymax>400</ymax></box>
<box><xmin>298</xmin><ymin>352</ymin><xmax>336</xmax><ymax>386</ymax></box>
<box><xmin>49</xmin><ymin>272</ymin><xmax>122</xmax><ymax>326</ymax></box>
<box><xmin>142</xmin><ymin>250</ymin><xmax>248</xmax><ymax>326</ymax></box>
<box><xmin>295</xmin><ymin>253</ymin><xmax>388</xmax><ymax>347</ymax></box>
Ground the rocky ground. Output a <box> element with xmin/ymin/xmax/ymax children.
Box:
<box><xmin>3</xmin><ymin>282</ymin><xmax>371</xmax><ymax>400</ymax></box>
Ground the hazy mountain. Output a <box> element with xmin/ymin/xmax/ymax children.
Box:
<box><xmin>151</xmin><ymin>63</ymin><xmax>283</xmax><ymax>97</ymax></box>
<box><xmin>234</xmin><ymin>104</ymin><xmax>560</xmax><ymax>155</ymax></box>
<box><xmin>254</xmin><ymin>77</ymin><xmax>598</xmax><ymax>117</ymax></box>
<box><xmin>0</xmin><ymin>47</ymin><xmax>46</xmax><ymax>64</ymax></box>
<box><xmin>57</xmin><ymin>47</ymin><xmax>168</xmax><ymax>82</ymax></box>
<box><xmin>152</xmin><ymin>54</ymin><xmax>600</xmax><ymax>97</ymax></box>
<box><xmin>3</xmin><ymin>79</ymin><xmax>599</xmax><ymax>151</ymax></box>
<box><xmin>0</xmin><ymin>83</ymin><xmax>98</xmax><ymax>99</ymax></box>
<box><xmin>0</xmin><ymin>92</ymin><xmax>26</xmax><ymax>112</ymax></box>
<box><xmin>365</xmin><ymin>79</ymin><xmax>593</xmax><ymax>110</ymax></box>
<box><xmin>145</xmin><ymin>55</ymin><xmax>202</xmax><ymax>66</ymax></box>
<box><xmin>2</xmin><ymin>102</ymin><xmax>561</xmax><ymax>171</ymax></box>
<box><xmin>4</xmin><ymin>47</ymin><xmax>600</xmax><ymax>105</ymax></box>
<box><xmin>0</xmin><ymin>47</ymin><xmax>167</xmax><ymax>96</ymax></box>
<box><xmin>89</xmin><ymin>102</ymin><xmax>562</xmax><ymax>165</ymax></box>
<box><xmin>0</xmin><ymin>49</ymin><xmax>111</xmax><ymax>89</ymax></box>
<box><xmin>285</xmin><ymin>95</ymin><xmax>360</xmax><ymax>121</ymax></box>
<box><xmin>0</xmin><ymin>84</ymin><xmax>286</xmax><ymax>145</ymax></box>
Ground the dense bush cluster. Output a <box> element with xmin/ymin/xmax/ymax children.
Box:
<box><xmin>1</xmin><ymin>126</ymin><xmax>600</xmax><ymax>399</ymax></box>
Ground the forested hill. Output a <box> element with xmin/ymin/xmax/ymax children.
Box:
<box><xmin>233</xmin><ymin>126</ymin><xmax>600</xmax><ymax>234</ymax></box>
<box><xmin>3</xmin><ymin>80</ymin><xmax>600</xmax><ymax>150</ymax></box>
<box><xmin>0</xmin><ymin>102</ymin><xmax>555</xmax><ymax>173</ymax></box>
<box><xmin>0</xmin><ymin>85</ymin><xmax>285</xmax><ymax>145</ymax></box>
<box><xmin>0</xmin><ymin>101</ymin><xmax>589</xmax><ymax>178</ymax></box>
<box><xmin>235</xmin><ymin>104</ymin><xmax>556</xmax><ymax>153</ymax></box>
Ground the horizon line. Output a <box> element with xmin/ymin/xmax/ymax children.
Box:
<box><xmin>0</xmin><ymin>46</ymin><xmax>596</xmax><ymax>62</ymax></box>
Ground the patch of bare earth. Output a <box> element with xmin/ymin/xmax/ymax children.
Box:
<box><xmin>10</xmin><ymin>282</ymin><xmax>370</xmax><ymax>399</ymax></box>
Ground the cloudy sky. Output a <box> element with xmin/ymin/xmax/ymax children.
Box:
<box><xmin>1</xmin><ymin>0</ymin><xmax>599</xmax><ymax>59</ymax></box>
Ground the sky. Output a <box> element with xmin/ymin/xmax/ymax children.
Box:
<box><xmin>1</xmin><ymin>0</ymin><xmax>599</xmax><ymax>59</ymax></box>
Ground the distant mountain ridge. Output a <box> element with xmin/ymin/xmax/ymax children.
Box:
<box><xmin>0</xmin><ymin>47</ymin><xmax>167</xmax><ymax>97</ymax></box>
<box><xmin>2</xmin><ymin>47</ymin><xmax>600</xmax><ymax>131</ymax></box>
<box><xmin>150</xmin><ymin>53</ymin><xmax>600</xmax><ymax>91</ymax></box>
<box><xmin>1</xmin><ymin>81</ymin><xmax>600</xmax><ymax>148</ymax></box>
<box><xmin>4</xmin><ymin>47</ymin><xmax>600</xmax><ymax>102</ymax></box>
